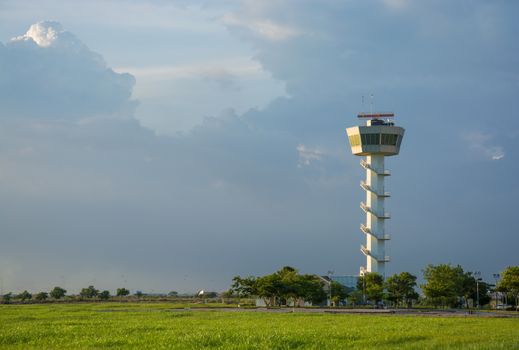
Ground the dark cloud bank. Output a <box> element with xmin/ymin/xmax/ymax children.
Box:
<box><xmin>1</xmin><ymin>0</ymin><xmax>518</xmax><ymax>293</ymax></box>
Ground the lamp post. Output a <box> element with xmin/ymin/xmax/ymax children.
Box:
<box><xmin>493</xmin><ymin>273</ymin><xmax>500</xmax><ymax>309</ymax></box>
<box><xmin>327</xmin><ymin>270</ymin><xmax>334</xmax><ymax>307</ymax></box>
<box><xmin>474</xmin><ymin>271</ymin><xmax>481</xmax><ymax>309</ymax></box>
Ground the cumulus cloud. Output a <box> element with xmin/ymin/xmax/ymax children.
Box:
<box><xmin>0</xmin><ymin>21</ymin><xmax>136</xmax><ymax>120</ymax></box>
<box><xmin>13</xmin><ymin>21</ymin><xmax>64</xmax><ymax>47</ymax></box>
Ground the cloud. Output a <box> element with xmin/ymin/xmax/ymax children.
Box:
<box><xmin>200</xmin><ymin>67</ymin><xmax>239</xmax><ymax>90</ymax></box>
<box><xmin>121</xmin><ymin>58</ymin><xmax>286</xmax><ymax>133</ymax></box>
<box><xmin>296</xmin><ymin>144</ymin><xmax>324</xmax><ymax>167</ymax></box>
<box><xmin>13</xmin><ymin>21</ymin><xmax>64</xmax><ymax>47</ymax></box>
<box><xmin>2</xmin><ymin>0</ymin><xmax>519</xmax><ymax>293</ymax></box>
<box><xmin>0</xmin><ymin>21</ymin><xmax>339</xmax><ymax>292</ymax></box>
<box><xmin>0</xmin><ymin>21</ymin><xmax>136</xmax><ymax>120</ymax></box>
<box><xmin>222</xmin><ymin>13</ymin><xmax>302</xmax><ymax>42</ymax></box>
<box><xmin>462</xmin><ymin>131</ymin><xmax>505</xmax><ymax>161</ymax></box>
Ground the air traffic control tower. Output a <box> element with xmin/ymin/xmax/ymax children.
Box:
<box><xmin>346</xmin><ymin>113</ymin><xmax>404</xmax><ymax>277</ymax></box>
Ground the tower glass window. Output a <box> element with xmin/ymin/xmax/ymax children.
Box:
<box><xmin>361</xmin><ymin>133</ymin><xmax>380</xmax><ymax>145</ymax></box>
<box><xmin>381</xmin><ymin>134</ymin><xmax>398</xmax><ymax>146</ymax></box>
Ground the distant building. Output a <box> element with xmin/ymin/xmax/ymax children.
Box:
<box><xmin>318</xmin><ymin>275</ymin><xmax>359</xmax><ymax>306</ymax></box>
<box><xmin>320</xmin><ymin>275</ymin><xmax>359</xmax><ymax>290</ymax></box>
<box><xmin>331</xmin><ymin>275</ymin><xmax>359</xmax><ymax>290</ymax></box>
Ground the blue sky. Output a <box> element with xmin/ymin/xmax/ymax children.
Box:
<box><xmin>0</xmin><ymin>0</ymin><xmax>517</xmax><ymax>293</ymax></box>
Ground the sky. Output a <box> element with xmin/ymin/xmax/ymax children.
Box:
<box><xmin>0</xmin><ymin>0</ymin><xmax>518</xmax><ymax>294</ymax></box>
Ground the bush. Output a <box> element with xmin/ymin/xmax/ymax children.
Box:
<box><xmin>116</xmin><ymin>288</ymin><xmax>130</xmax><ymax>297</ymax></box>
<box><xmin>99</xmin><ymin>290</ymin><xmax>110</xmax><ymax>300</ymax></box>
<box><xmin>80</xmin><ymin>286</ymin><xmax>99</xmax><ymax>299</ymax></box>
<box><xmin>18</xmin><ymin>290</ymin><xmax>32</xmax><ymax>301</ymax></box>
<box><xmin>35</xmin><ymin>292</ymin><xmax>49</xmax><ymax>301</ymax></box>
<box><xmin>2</xmin><ymin>293</ymin><xmax>12</xmax><ymax>304</ymax></box>
<box><xmin>50</xmin><ymin>287</ymin><xmax>67</xmax><ymax>299</ymax></box>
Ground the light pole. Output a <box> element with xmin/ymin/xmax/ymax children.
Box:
<box><xmin>493</xmin><ymin>273</ymin><xmax>500</xmax><ymax>309</ymax></box>
<box><xmin>327</xmin><ymin>270</ymin><xmax>334</xmax><ymax>307</ymax></box>
<box><xmin>474</xmin><ymin>271</ymin><xmax>481</xmax><ymax>309</ymax></box>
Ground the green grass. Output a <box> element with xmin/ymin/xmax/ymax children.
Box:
<box><xmin>0</xmin><ymin>303</ymin><xmax>518</xmax><ymax>349</ymax></box>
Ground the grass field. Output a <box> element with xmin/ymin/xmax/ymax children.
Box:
<box><xmin>0</xmin><ymin>303</ymin><xmax>518</xmax><ymax>349</ymax></box>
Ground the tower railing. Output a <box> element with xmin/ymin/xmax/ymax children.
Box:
<box><xmin>360</xmin><ymin>224</ymin><xmax>390</xmax><ymax>240</ymax></box>
<box><xmin>360</xmin><ymin>159</ymin><xmax>391</xmax><ymax>176</ymax></box>
<box><xmin>360</xmin><ymin>181</ymin><xmax>390</xmax><ymax>197</ymax></box>
<box><xmin>360</xmin><ymin>245</ymin><xmax>390</xmax><ymax>262</ymax></box>
<box><xmin>360</xmin><ymin>202</ymin><xmax>391</xmax><ymax>219</ymax></box>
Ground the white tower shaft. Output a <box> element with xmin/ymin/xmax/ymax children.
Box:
<box><xmin>363</xmin><ymin>155</ymin><xmax>388</xmax><ymax>277</ymax></box>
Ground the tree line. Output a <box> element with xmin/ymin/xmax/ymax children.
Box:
<box><xmin>2</xmin><ymin>265</ymin><xmax>517</xmax><ymax>308</ymax></box>
<box><xmin>1</xmin><ymin>286</ymin><xmax>134</xmax><ymax>303</ymax></box>
<box><xmin>231</xmin><ymin>265</ymin><xmax>519</xmax><ymax>309</ymax></box>
<box><xmin>231</xmin><ymin>266</ymin><xmax>342</xmax><ymax>307</ymax></box>
<box><xmin>1</xmin><ymin>286</ymin><xmax>223</xmax><ymax>304</ymax></box>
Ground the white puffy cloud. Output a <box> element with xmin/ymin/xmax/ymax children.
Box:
<box><xmin>0</xmin><ymin>21</ymin><xmax>136</xmax><ymax>120</ymax></box>
<box><xmin>13</xmin><ymin>21</ymin><xmax>64</xmax><ymax>47</ymax></box>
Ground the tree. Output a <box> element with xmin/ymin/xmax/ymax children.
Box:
<box><xmin>116</xmin><ymin>288</ymin><xmax>130</xmax><ymax>297</ymax></box>
<box><xmin>348</xmin><ymin>290</ymin><xmax>364</xmax><ymax>306</ymax></box>
<box><xmin>293</xmin><ymin>274</ymin><xmax>327</xmax><ymax>306</ymax></box>
<box><xmin>134</xmin><ymin>291</ymin><xmax>143</xmax><ymax>298</ymax></box>
<box><xmin>497</xmin><ymin>266</ymin><xmax>519</xmax><ymax>308</ymax></box>
<box><xmin>220</xmin><ymin>289</ymin><xmax>235</xmax><ymax>298</ymax></box>
<box><xmin>2</xmin><ymin>293</ymin><xmax>12</xmax><ymax>304</ymax></box>
<box><xmin>358</xmin><ymin>273</ymin><xmax>384</xmax><ymax>304</ymax></box>
<box><xmin>99</xmin><ymin>290</ymin><xmax>110</xmax><ymax>300</ymax></box>
<box><xmin>231</xmin><ymin>276</ymin><xmax>258</xmax><ymax>298</ymax></box>
<box><xmin>231</xmin><ymin>266</ymin><xmax>329</xmax><ymax>307</ymax></box>
<box><xmin>421</xmin><ymin>264</ymin><xmax>466</xmax><ymax>308</ymax></box>
<box><xmin>330</xmin><ymin>281</ymin><xmax>351</xmax><ymax>306</ymax></box>
<box><xmin>275</xmin><ymin>266</ymin><xmax>300</xmax><ymax>306</ymax></box>
<box><xmin>168</xmin><ymin>291</ymin><xmax>178</xmax><ymax>297</ymax></box>
<box><xmin>256</xmin><ymin>274</ymin><xmax>283</xmax><ymax>306</ymax></box>
<box><xmin>459</xmin><ymin>272</ymin><xmax>476</xmax><ymax>308</ymax></box>
<box><xmin>203</xmin><ymin>291</ymin><xmax>218</xmax><ymax>298</ymax></box>
<box><xmin>50</xmin><ymin>286</ymin><xmax>67</xmax><ymax>299</ymax></box>
<box><xmin>35</xmin><ymin>292</ymin><xmax>49</xmax><ymax>301</ymax></box>
<box><xmin>18</xmin><ymin>290</ymin><xmax>32</xmax><ymax>301</ymax></box>
<box><xmin>80</xmin><ymin>286</ymin><xmax>99</xmax><ymax>298</ymax></box>
<box><xmin>385</xmin><ymin>272</ymin><xmax>419</xmax><ymax>308</ymax></box>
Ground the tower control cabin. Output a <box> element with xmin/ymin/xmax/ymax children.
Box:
<box><xmin>346</xmin><ymin>113</ymin><xmax>405</xmax><ymax>277</ymax></box>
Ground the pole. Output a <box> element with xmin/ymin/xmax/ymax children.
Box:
<box><xmin>474</xmin><ymin>271</ymin><xmax>481</xmax><ymax>309</ymax></box>
<box><xmin>493</xmin><ymin>273</ymin><xmax>500</xmax><ymax>309</ymax></box>
<box><xmin>363</xmin><ymin>275</ymin><xmax>366</xmax><ymax>304</ymax></box>
<box><xmin>327</xmin><ymin>270</ymin><xmax>334</xmax><ymax>307</ymax></box>
<box><xmin>476</xmin><ymin>278</ymin><xmax>479</xmax><ymax>309</ymax></box>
